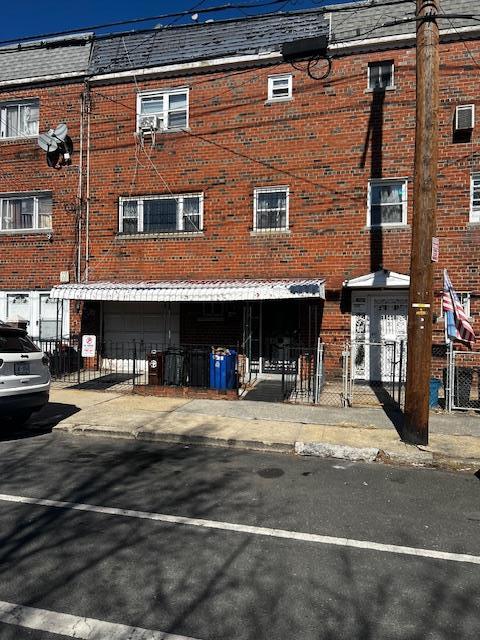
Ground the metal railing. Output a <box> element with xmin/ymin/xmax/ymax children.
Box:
<box><xmin>37</xmin><ymin>337</ymin><xmax>240</xmax><ymax>392</ymax></box>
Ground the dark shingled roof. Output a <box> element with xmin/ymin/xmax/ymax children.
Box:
<box><xmin>89</xmin><ymin>10</ymin><xmax>329</xmax><ymax>75</ymax></box>
<box><xmin>329</xmin><ymin>0</ymin><xmax>477</xmax><ymax>44</ymax></box>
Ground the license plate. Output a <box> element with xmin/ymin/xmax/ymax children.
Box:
<box><xmin>14</xmin><ymin>362</ymin><xmax>30</xmax><ymax>375</ymax></box>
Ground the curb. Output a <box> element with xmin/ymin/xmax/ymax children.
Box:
<box><xmin>294</xmin><ymin>441</ymin><xmax>379</xmax><ymax>463</ymax></box>
<box><xmin>134</xmin><ymin>429</ymin><xmax>293</xmax><ymax>453</ymax></box>
<box><xmin>54</xmin><ymin>424</ymin><xmax>480</xmax><ymax>471</ymax></box>
<box><xmin>54</xmin><ymin>423</ymin><xmax>294</xmax><ymax>454</ymax></box>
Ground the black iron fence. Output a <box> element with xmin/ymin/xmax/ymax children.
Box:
<box><xmin>37</xmin><ymin>337</ymin><xmax>240</xmax><ymax>392</ymax></box>
<box><xmin>280</xmin><ymin>343</ymin><xmax>321</xmax><ymax>404</ymax></box>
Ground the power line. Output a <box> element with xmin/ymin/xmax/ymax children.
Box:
<box><xmin>0</xmin><ymin>0</ymin><xmax>416</xmax><ymax>49</ymax></box>
<box><xmin>0</xmin><ymin>1</ymin><xmax>317</xmax><ymax>47</ymax></box>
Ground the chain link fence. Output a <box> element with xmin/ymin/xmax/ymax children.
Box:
<box><xmin>446</xmin><ymin>347</ymin><xmax>480</xmax><ymax>411</ymax></box>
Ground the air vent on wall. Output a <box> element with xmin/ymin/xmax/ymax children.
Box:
<box><xmin>455</xmin><ymin>104</ymin><xmax>475</xmax><ymax>131</ymax></box>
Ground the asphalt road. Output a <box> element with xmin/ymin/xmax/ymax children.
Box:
<box><xmin>0</xmin><ymin>426</ymin><xmax>478</xmax><ymax>639</ymax></box>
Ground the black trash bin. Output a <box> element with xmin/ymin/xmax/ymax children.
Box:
<box><xmin>443</xmin><ymin>366</ymin><xmax>473</xmax><ymax>406</ymax></box>
<box><xmin>187</xmin><ymin>348</ymin><xmax>210</xmax><ymax>388</ymax></box>
<box><xmin>163</xmin><ymin>349</ymin><xmax>185</xmax><ymax>386</ymax></box>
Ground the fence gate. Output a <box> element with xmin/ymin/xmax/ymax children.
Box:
<box><xmin>343</xmin><ymin>340</ymin><xmax>406</xmax><ymax>408</ymax></box>
<box><xmin>281</xmin><ymin>339</ymin><xmax>322</xmax><ymax>404</ymax></box>
<box><xmin>446</xmin><ymin>346</ymin><xmax>480</xmax><ymax>411</ymax></box>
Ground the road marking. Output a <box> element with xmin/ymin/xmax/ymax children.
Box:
<box><xmin>0</xmin><ymin>600</ymin><xmax>199</xmax><ymax>639</ymax></box>
<box><xmin>1</xmin><ymin>492</ymin><xmax>479</xmax><ymax>566</ymax></box>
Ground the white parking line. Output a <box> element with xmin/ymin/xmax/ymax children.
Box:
<box><xmin>0</xmin><ymin>600</ymin><xmax>199</xmax><ymax>639</ymax></box>
<box><xmin>0</xmin><ymin>492</ymin><xmax>479</xmax><ymax>566</ymax></box>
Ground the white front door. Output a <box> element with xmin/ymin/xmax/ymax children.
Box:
<box><xmin>352</xmin><ymin>292</ymin><xmax>408</xmax><ymax>382</ymax></box>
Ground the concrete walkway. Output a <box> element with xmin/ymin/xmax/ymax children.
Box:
<box><xmin>39</xmin><ymin>388</ymin><xmax>480</xmax><ymax>471</ymax></box>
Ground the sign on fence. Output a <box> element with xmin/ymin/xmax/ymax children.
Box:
<box><xmin>81</xmin><ymin>335</ymin><xmax>96</xmax><ymax>358</ymax></box>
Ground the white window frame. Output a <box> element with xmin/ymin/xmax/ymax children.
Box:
<box><xmin>0</xmin><ymin>99</ymin><xmax>40</xmax><ymax>139</ymax></box>
<box><xmin>0</xmin><ymin>192</ymin><xmax>52</xmax><ymax>232</ymax></box>
<box><xmin>253</xmin><ymin>186</ymin><xmax>289</xmax><ymax>232</ymax></box>
<box><xmin>267</xmin><ymin>74</ymin><xmax>293</xmax><ymax>102</ymax></box>
<box><xmin>367</xmin><ymin>179</ymin><xmax>408</xmax><ymax>228</ymax></box>
<box><xmin>119</xmin><ymin>193</ymin><xmax>204</xmax><ymax>234</ymax></box>
<box><xmin>470</xmin><ymin>173</ymin><xmax>480</xmax><ymax>222</ymax></box>
<box><xmin>136</xmin><ymin>88</ymin><xmax>189</xmax><ymax>133</ymax></box>
<box><xmin>367</xmin><ymin>61</ymin><xmax>395</xmax><ymax>91</ymax></box>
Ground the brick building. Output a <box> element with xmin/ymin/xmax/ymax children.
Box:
<box><xmin>2</xmin><ymin>1</ymin><xmax>479</xmax><ymax>389</ymax></box>
<box><xmin>0</xmin><ymin>34</ymin><xmax>91</xmax><ymax>340</ymax></box>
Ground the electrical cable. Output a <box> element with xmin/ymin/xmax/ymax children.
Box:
<box><xmin>0</xmin><ymin>0</ymin><xmax>418</xmax><ymax>50</ymax></box>
<box><xmin>0</xmin><ymin>1</ymin><xmax>320</xmax><ymax>46</ymax></box>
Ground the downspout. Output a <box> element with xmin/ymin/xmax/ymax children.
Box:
<box><xmin>77</xmin><ymin>85</ymin><xmax>85</xmax><ymax>282</ymax></box>
<box><xmin>85</xmin><ymin>83</ymin><xmax>92</xmax><ymax>282</ymax></box>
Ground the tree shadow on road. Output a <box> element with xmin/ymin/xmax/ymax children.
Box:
<box><xmin>0</xmin><ymin>433</ymin><xmax>478</xmax><ymax>639</ymax></box>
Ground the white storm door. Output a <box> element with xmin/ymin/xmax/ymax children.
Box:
<box><xmin>371</xmin><ymin>296</ymin><xmax>407</xmax><ymax>381</ymax></box>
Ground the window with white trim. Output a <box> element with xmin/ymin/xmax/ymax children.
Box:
<box><xmin>470</xmin><ymin>174</ymin><xmax>480</xmax><ymax>222</ymax></box>
<box><xmin>267</xmin><ymin>74</ymin><xmax>292</xmax><ymax>101</ymax></box>
<box><xmin>0</xmin><ymin>193</ymin><xmax>52</xmax><ymax>231</ymax></box>
<box><xmin>119</xmin><ymin>194</ymin><xmax>203</xmax><ymax>234</ymax></box>
<box><xmin>368</xmin><ymin>61</ymin><xmax>394</xmax><ymax>90</ymax></box>
<box><xmin>0</xmin><ymin>99</ymin><xmax>39</xmax><ymax>139</ymax></box>
<box><xmin>137</xmin><ymin>88</ymin><xmax>189</xmax><ymax>132</ymax></box>
<box><xmin>253</xmin><ymin>187</ymin><xmax>289</xmax><ymax>231</ymax></box>
<box><xmin>368</xmin><ymin>179</ymin><xmax>407</xmax><ymax>227</ymax></box>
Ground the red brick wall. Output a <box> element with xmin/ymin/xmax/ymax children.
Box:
<box><xmin>0</xmin><ymin>81</ymin><xmax>83</xmax><ymax>290</ymax></box>
<box><xmin>86</xmin><ymin>40</ymin><xmax>480</xmax><ymax>356</ymax></box>
<box><xmin>5</xmin><ymin>36</ymin><xmax>480</xmax><ymax>364</ymax></box>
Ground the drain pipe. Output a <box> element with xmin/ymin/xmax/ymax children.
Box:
<box><xmin>84</xmin><ymin>87</ymin><xmax>91</xmax><ymax>282</ymax></box>
<box><xmin>76</xmin><ymin>87</ymin><xmax>84</xmax><ymax>282</ymax></box>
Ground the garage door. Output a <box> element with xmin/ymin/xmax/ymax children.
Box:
<box><xmin>103</xmin><ymin>302</ymin><xmax>180</xmax><ymax>347</ymax></box>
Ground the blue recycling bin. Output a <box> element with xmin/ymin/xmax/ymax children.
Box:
<box><xmin>210</xmin><ymin>349</ymin><xmax>237</xmax><ymax>390</ymax></box>
<box><xmin>429</xmin><ymin>378</ymin><xmax>442</xmax><ymax>408</ymax></box>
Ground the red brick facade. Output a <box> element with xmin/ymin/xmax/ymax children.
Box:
<box><xmin>2</xmin><ymin>30</ymin><xmax>480</xmax><ymax>372</ymax></box>
<box><xmin>0</xmin><ymin>81</ymin><xmax>83</xmax><ymax>290</ymax></box>
<box><xmin>83</xmin><ymin>38</ymin><xmax>480</xmax><ymax>366</ymax></box>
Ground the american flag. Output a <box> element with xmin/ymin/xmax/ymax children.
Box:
<box><xmin>443</xmin><ymin>270</ymin><xmax>475</xmax><ymax>345</ymax></box>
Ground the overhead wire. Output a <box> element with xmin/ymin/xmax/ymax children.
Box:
<box><xmin>0</xmin><ymin>0</ymin><xmax>419</xmax><ymax>51</ymax></box>
<box><xmin>0</xmin><ymin>1</ymin><xmax>324</xmax><ymax>46</ymax></box>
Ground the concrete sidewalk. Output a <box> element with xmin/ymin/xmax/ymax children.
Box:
<box><xmin>41</xmin><ymin>388</ymin><xmax>480</xmax><ymax>470</ymax></box>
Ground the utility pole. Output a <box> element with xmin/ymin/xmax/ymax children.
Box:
<box><xmin>404</xmin><ymin>0</ymin><xmax>440</xmax><ymax>445</ymax></box>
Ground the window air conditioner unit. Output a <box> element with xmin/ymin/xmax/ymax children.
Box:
<box><xmin>455</xmin><ymin>104</ymin><xmax>475</xmax><ymax>131</ymax></box>
<box><xmin>139</xmin><ymin>114</ymin><xmax>161</xmax><ymax>133</ymax></box>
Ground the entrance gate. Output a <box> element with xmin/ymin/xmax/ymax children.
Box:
<box><xmin>343</xmin><ymin>340</ymin><xmax>406</xmax><ymax>408</ymax></box>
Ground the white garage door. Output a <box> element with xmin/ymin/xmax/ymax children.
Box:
<box><xmin>103</xmin><ymin>302</ymin><xmax>180</xmax><ymax>347</ymax></box>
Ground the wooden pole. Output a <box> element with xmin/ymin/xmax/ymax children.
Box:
<box><xmin>404</xmin><ymin>0</ymin><xmax>440</xmax><ymax>445</ymax></box>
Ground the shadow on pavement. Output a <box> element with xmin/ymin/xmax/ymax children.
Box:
<box><xmin>0</xmin><ymin>402</ymin><xmax>80</xmax><ymax>442</ymax></box>
<box><xmin>0</xmin><ymin>427</ymin><xmax>478</xmax><ymax>638</ymax></box>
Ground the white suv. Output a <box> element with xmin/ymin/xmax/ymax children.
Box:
<box><xmin>0</xmin><ymin>322</ymin><xmax>51</xmax><ymax>424</ymax></box>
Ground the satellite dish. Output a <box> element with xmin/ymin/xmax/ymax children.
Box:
<box><xmin>53</xmin><ymin>123</ymin><xmax>68</xmax><ymax>141</ymax></box>
<box><xmin>38</xmin><ymin>132</ymin><xmax>58</xmax><ymax>152</ymax></box>
<box><xmin>38</xmin><ymin>123</ymin><xmax>72</xmax><ymax>168</ymax></box>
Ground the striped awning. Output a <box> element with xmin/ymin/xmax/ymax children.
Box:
<box><xmin>49</xmin><ymin>279</ymin><xmax>325</xmax><ymax>303</ymax></box>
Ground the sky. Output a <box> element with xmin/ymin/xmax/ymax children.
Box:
<box><xmin>0</xmin><ymin>0</ymin><xmax>356</xmax><ymax>43</ymax></box>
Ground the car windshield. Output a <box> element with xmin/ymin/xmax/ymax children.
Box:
<box><xmin>0</xmin><ymin>331</ymin><xmax>40</xmax><ymax>353</ymax></box>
